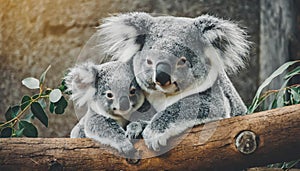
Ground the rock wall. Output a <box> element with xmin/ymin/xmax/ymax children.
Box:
<box><xmin>0</xmin><ymin>0</ymin><xmax>259</xmax><ymax>137</ymax></box>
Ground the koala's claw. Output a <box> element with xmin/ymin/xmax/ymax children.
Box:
<box><xmin>142</xmin><ymin>126</ymin><xmax>169</xmax><ymax>151</ymax></box>
<box><xmin>125</xmin><ymin>122</ymin><xmax>143</xmax><ymax>139</ymax></box>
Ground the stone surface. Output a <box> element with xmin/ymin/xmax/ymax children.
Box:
<box><xmin>0</xmin><ymin>0</ymin><xmax>260</xmax><ymax>137</ymax></box>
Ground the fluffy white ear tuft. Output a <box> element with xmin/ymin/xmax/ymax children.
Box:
<box><xmin>194</xmin><ymin>15</ymin><xmax>250</xmax><ymax>73</ymax></box>
<box><xmin>97</xmin><ymin>12</ymin><xmax>152</xmax><ymax>62</ymax></box>
<box><xmin>65</xmin><ymin>62</ymin><xmax>97</xmax><ymax>107</ymax></box>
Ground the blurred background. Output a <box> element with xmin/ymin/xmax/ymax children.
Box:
<box><xmin>0</xmin><ymin>0</ymin><xmax>299</xmax><ymax>137</ymax></box>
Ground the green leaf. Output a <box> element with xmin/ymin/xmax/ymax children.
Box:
<box><xmin>0</xmin><ymin>127</ymin><xmax>13</xmax><ymax>138</ymax></box>
<box><xmin>32</xmin><ymin>94</ymin><xmax>39</xmax><ymax>100</ymax></box>
<box><xmin>19</xmin><ymin>120</ymin><xmax>38</xmax><ymax>137</ymax></box>
<box><xmin>275</xmin><ymin>90</ymin><xmax>285</xmax><ymax>108</ymax></box>
<box><xmin>15</xmin><ymin>128</ymin><xmax>24</xmax><ymax>137</ymax></box>
<box><xmin>31</xmin><ymin>102</ymin><xmax>48</xmax><ymax>127</ymax></box>
<box><xmin>39</xmin><ymin>65</ymin><xmax>51</xmax><ymax>85</ymax></box>
<box><xmin>290</xmin><ymin>87</ymin><xmax>300</xmax><ymax>103</ymax></box>
<box><xmin>54</xmin><ymin>96</ymin><xmax>68</xmax><ymax>114</ymax></box>
<box><xmin>38</xmin><ymin>99</ymin><xmax>47</xmax><ymax>109</ymax></box>
<box><xmin>281</xmin><ymin>159</ymin><xmax>300</xmax><ymax>169</ymax></box>
<box><xmin>49</xmin><ymin>102</ymin><xmax>55</xmax><ymax>113</ymax></box>
<box><xmin>248</xmin><ymin>61</ymin><xmax>299</xmax><ymax>113</ymax></box>
<box><xmin>5</xmin><ymin>105</ymin><xmax>20</xmax><ymax>121</ymax></box>
<box><xmin>24</xmin><ymin>112</ymin><xmax>34</xmax><ymax>121</ymax></box>
<box><xmin>269</xmin><ymin>98</ymin><xmax>277</xmax><ymax>110</ymax></box>
<box><xmin>284</xmin><ymin>66</ymin><xmax>300</xmax><ymax>80</ymax></box>
<box><xmin>43</xmin><ymin>89</ymin><xmax>52</xmax><ymax>96</ymax></box>
<box><xmin>21</xmin><ymin>95</ymin><xmax>31</xmax><ymax>110</ymax></box>
<box><xmin>22</xmin><ymin>77</ymin><xmax>40</xmax><ymax>89</ymax></box>
<box><xmin>49</xmin><ymin>89</ymin><xmax>62</xmax><ymax>103</ymax></box>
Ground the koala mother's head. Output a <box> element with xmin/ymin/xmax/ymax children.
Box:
<box><xmin>98</xmin><ymin>12</ymin><xmax>249</xmax><ymax>94</ymax></box>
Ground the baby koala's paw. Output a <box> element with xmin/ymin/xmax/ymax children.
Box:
<box><xmin>125</xmin><ymin>121</ymin><xmax>144</xmax><ymax>140</ymax></box>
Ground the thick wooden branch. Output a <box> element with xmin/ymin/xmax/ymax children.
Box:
<box><xmin>1</xmin><ymin>104</ymin><xmax>300</xmax><ymax>170</ymax></box>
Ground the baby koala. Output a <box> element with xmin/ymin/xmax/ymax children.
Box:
<box><xmin>65</xmin><ymin>61</ymin><xmax>145</xmax><ymax>156</ymax></box>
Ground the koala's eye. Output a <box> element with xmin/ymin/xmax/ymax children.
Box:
<box><xmin>129</xmin><ymin>88</ymin><xmax>136</xmax><ymax>95</ymax></box>
<box><xmin>106</xmin><ymin>91</ymin><xmax>114</xmax><ymax>99</ymax></box>
<box><xmin>177</xmin><ymin>57</ymin><xmax>187</xmax><ymax>66</ymax></box>
<box><xmin>146</xmin><ymin>59</ymin><xmax>153</xmax><ymax>65</ymax></box>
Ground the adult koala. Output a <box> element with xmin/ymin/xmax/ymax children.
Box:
<box><xmin>98</xmin><ymin>12</ymin><xmax>250</xmax><ymax>151</ymax></box>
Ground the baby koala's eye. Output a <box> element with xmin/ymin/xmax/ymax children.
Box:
<box><xmin>146</xmin><ymin>58</ymin><xmax>153</xmax><ymax>65</ymax></box>
<box><xmin>129</xmin><ymin>87</ymin><xmax>136</xmax><ymax>95</ymax></box>
<box><xmin>105</xmin><ymin>91</ymin><xmax>114</xmax><ymax>99</ymax></box>
<box><xmin>177</xmin><ymin>56</ymin><xmax>187</xmax><ymax>66</ymax></box>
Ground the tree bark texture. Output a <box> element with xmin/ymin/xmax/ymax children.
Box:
<box><xmin>259</xmin><ymin>0</ymin><xmax>295</xmax><ymax>89</ymax></box>
<box><xmin>0</xmin><ymin>104</ymin><xmax>300</xmax><ymax>171</ymax></box>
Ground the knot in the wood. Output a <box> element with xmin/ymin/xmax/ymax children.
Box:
<box><xmin>235</xmin><ymin>130</ymin><xmax>258</xmax><ymax>155</ymax></box>
<box><xmin>49</xmin><ymin>160</ymin><xmax>63</xmax><ymax>171</ymax></box>
<box><xmin>126</xmin><ymin>158</ymin><xmax>141</xmax><ymax>165</ymax></box>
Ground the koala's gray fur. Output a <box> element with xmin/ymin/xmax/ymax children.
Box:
<box><xmin>70</xmin><ymin>116</ymin><xmax>86</xmax><ymax>138</ymax></box>
<box><xmin>65</xmin><ymin>61</ymin><xmax>145</xmax><ymax>155</ymax></box>
<box><xmin>97</xmin><ymin>12</ymin><xmax>250</xmax><ymax>151</ymax></box>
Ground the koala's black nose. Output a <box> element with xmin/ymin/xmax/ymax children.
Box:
<box><xmin>156</xmin><ymin>62</ymin><xmax>171</xmax><ymax>86</ymax></box>
<box><xmin>119</xmin><ymin>96</ymin><xmax>130</xmax><ymax>111</ymax></box>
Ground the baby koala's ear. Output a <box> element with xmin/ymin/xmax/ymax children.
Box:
<box><xmin>97</xmin><ymin>12</ymin><xmax>153</xmax><ymax>62</ymax></box>
<box><xmin>65</xmin><ymin>62</ymin><xmax>98</xmax><ymax>107</ymax></box>
<box><xmin>194</xmin><ymin>15</ymin><xmax>250</xmax><ymax>73</ymax></box>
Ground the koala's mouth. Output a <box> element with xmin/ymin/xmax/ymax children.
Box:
<box><xmin>155</xmin><ymin>81</ymin><xmax>179</xmax><ymax>94</ymax></box>
<box><xmin>110</xmin><ymin>109</ymin><xmax>132</xmax><ymax>119</ymax></box>
<box><xmin>113</xmin><ymin>108</ymin><xmax>132</xmax><ymax>115</ymax></box>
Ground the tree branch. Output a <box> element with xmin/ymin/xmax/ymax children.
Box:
<box><xmin>1</xmin><ymin>104</ymin><xmax>300</xmax><ymax>170</ymax></box>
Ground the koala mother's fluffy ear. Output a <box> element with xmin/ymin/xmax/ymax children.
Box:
<box><xmin>64</xmin><ymin>62</ymin><xmax>98</xmax><ymax>107</ymax></box>
<box><xmin>97</xmin><ymin>12</ymin><xmax>152</xmax><ymax>62</ymax></box>
<box><xmin>194</xmin><ymin>15</ymin><xmax>250</xmax><ymax>73</ymax></box>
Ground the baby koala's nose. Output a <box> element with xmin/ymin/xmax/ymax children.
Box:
<box><xmin>156</xmin><ymin>62</ymin><xmax>171</xmax><ymax>86</ymax></box>
<box><xmin>119</xmin><ymin>96</ymin><xmax>130</xmax><ymax>111</ymax></box>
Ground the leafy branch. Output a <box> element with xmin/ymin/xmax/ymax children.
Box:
<box><xmin>0</xmin><ymin>65</ymin><xmax>69</xmax><ymax>138</ymax></box>
<box><xmin>248</xmin><ymin>60</ymin><xmax>300</xmax><ymax>169</ymax></box>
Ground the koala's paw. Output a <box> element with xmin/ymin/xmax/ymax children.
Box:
<box><xmin>125</xmin><ymin>122</ymin><xmax>143</xmax><ymax>139</ymax></box>
<box><xmin>118</xmin><ymin>139</ymin><xmax>139</xmax><ymax>158</ymax></box>
<box><xmin>142</xmin><ymin>125</ymin><xmax>170</xmax><ymax>151</ymax></box>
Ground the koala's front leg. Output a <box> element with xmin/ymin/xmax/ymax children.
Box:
<box><xmin>125</xmin><ymin>120</ymin><xmax>149</xmax><ymax>139</ymax></box>
<box><xmin>142</xmin><ymin>95</ymin><xmax>202</xmax><ymax>151</ymax></box>
<box><xmin>84</xmin><ymin>111</ymin><xmax>136</xmax><ymax>156</ymax></box>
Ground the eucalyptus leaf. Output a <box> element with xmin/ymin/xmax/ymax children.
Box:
<box><xmin>269</xmin><ymin>98</ymin><xmax>277</xmax><ymax>110</ymax></box>
<box><xmin>248</xmin><ymin>61</ymin><xmax>298</xmax><ymax>113</ymax></box>
<box><xmin>49</xmin><ymin>89</ymin><xmax>62</xmax><ymax>103</ymax></box>
<box><xmin>15</xmin><ymin>128</ymin><xmax>25</xmax><ymax>137</ymax></box>
<box><xmin>49</xmin><ymin>102</ymin><xmax>55</xmax><ymax>113</ymax></box>
<box><xmin>43</xmin><ymin>89</ymin><xmax>52</xmax><ymax>96</ymax></box>
<box><xmin>32</xmin><ymin>94</ymin><xmax>39</xmax><ymax>100</ymax></box>
<box><xmin>38</xmin><ymin>99</ymin><xmax>47</xmax><ymax>109</ymax></box>
<box><xmin>22</xmin><ymin>77</ymin><xmax>40</xmax><ymax>89</ymax></box>
<box><xmin>290</xmin><ymin>88</ymin><xmax>300</xmax><ymax>103</ymax></box>
<box><xmin>24</xmin><ymin>112</ymin><xmax>34</xmax><ymax>121</ymax></box>
<box><xmin>5</xmin><ymin>105</ymin><xmax>20</xmax><ymax>121</ymax></box>
<box><xmin>284</xmin><ymin>65</ymin><xmax>300</xmax><ymax>80</ymax></box>
<box><xmin>39</xmin><ymin>65</ymin><xmax>51</xmax><ymax>85</ymax></box>
<box><xmin>275</xmin><ymin>90</ymin><xmax>285</xmax><ymax>108</ymax></box>
<box><xmin>59</xmin><ymin>80</ymin><xmax>68</xmax><ymax>92</ymax></box>
<box><xmin>31</xmin><ymin>102</ymin><xmax>48</xmax><ymax>127</ymax></box>
<box><xmin>0</xmin><ymin>127</ymin><xmax>13</xmax><ymax>138</ymax></box>
<box><xmin>21</xmin><ymin>95</ymin><xmax>31</xmax><ymax>110</ymax></box>
<box><xmin>19</xmin><ymin>120</ymin><xmax>38</xmax><ymax>137</ymax></box>
<box><xmin>281</xmin><ymin>159</ymin><xmax>300</xmax><ymax>169</ymax></box>
<box><xmin>54</xmin><ymin>96</ymin><xmax>68</xmax><ymax>114</ymax></box>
